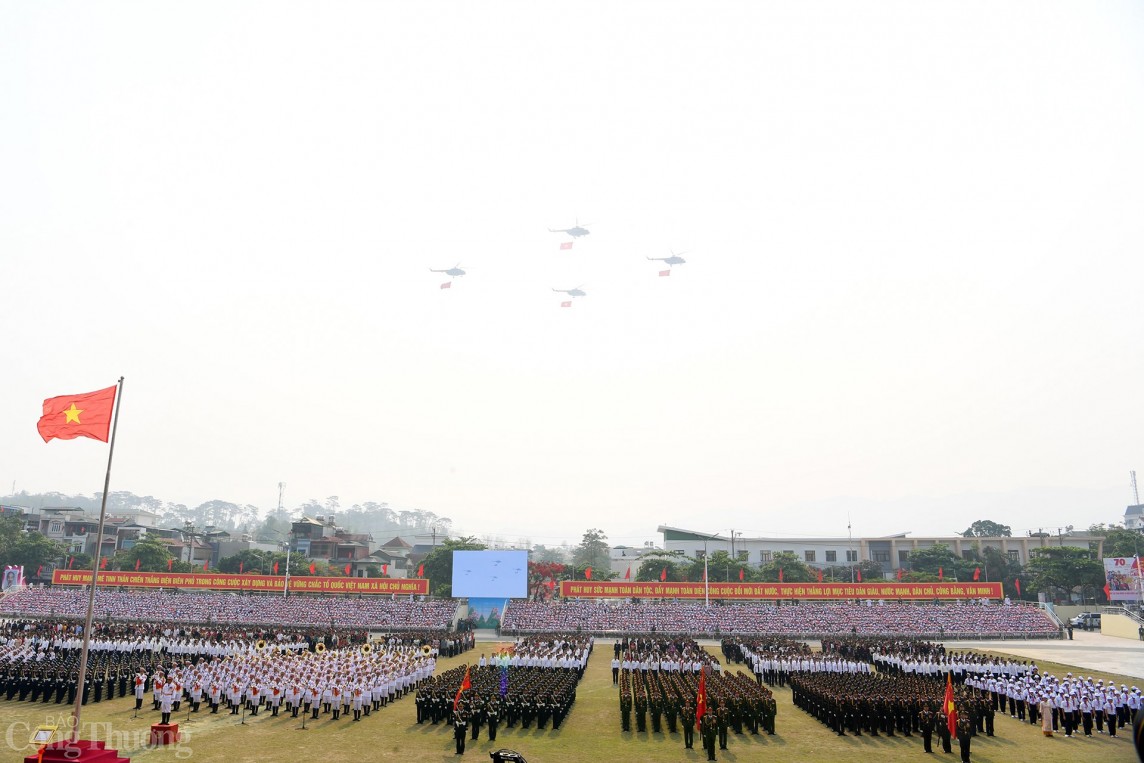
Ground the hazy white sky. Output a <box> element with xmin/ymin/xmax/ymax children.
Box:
<box><xmin>3</xmin><ymin>1</ymin><xmax>1142</xmax><ymax>549</ymax></box>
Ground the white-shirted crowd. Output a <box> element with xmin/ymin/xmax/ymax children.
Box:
<box><xmin>0</xmin><ymin>587</ymin><xmax>458</xmax><ymax>629</ymax></box>
<box><xmin>501</xmin><ymin>599</ymin><xmax>1059</xmax><ymax>636</ymax></box>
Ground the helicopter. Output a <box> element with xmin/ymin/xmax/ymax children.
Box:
<box><xmin>429</xmin><ymin>263</ymin><xmax>466</xmax><ymax>278</ymax></box>
<box><xmin>647</xmin><ymin>250</ymin><xmax>687</xmax><ymax>267</ymax></box>
<box><xmin>548</xmin><ymin>219</ymin><xmax>591</xmax><ymax>237</ymax></box>
<box><xmin>552</xmin><ymin>286</ymin><xmax>587</xmax><ymax>298</ymax></box>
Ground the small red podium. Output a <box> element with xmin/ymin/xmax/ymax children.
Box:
<box><xmin>24</xmin><ymin>740</ymin><xmax>130</xmax><ymax>763</ymax></box>
<box><xmin>149</xmin><ymin>724</ymin><xmax>181</xmax><ymax>746</ymax></box>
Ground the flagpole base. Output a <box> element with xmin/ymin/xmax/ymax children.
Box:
<box><xmin>25</xmin><ymin>740</ymin><xmax>130</xmax><ymax>763</ymax></box>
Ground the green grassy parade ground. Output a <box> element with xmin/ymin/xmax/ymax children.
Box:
<box><xmin>2</xmin><ymin>643</ymin><xmax>1139</xmax><ymax>763</ymax></box>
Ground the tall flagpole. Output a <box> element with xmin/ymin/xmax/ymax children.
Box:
<box><xmin>69</xmin><ymin>376</ymin><xmax>124</xmax><ymax>742</ymax></box>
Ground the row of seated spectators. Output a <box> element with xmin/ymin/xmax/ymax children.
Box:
<box><xmin>500</xmin><ymin>599</ymin><xmax>1059</xmax><ymax>636</ymax></box>
<box><xmin>0</xmin><ymin>587</ymin><xmax>459</xmax><ymax>630</ymax></box>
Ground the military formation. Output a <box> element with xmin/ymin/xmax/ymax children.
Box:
<box><xmin>414</xmin><ymin>635</ymin><xmax>590</xmax><ymax>753</ymax></box>
<box><xmin>614</xmin><ymin>636</ymin><xmax>776</xmax><ymax>758</ymax></box>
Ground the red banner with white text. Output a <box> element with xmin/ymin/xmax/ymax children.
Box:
<box><xmin>52</xmin><ymin>569</ymin><xmax>428</xmax><ymax>595</ymax></box>
<box><xmin>558</xmin><ymin>581</ymin><xmax>1002</xmax><ymax>600</ymax></box>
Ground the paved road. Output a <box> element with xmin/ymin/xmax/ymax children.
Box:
<box><xmin>481</xmin><ymin>630</ymin><xmax>1144</xmax><ymax>680</ymax></box>
<box><xmin>948</xmin><ymin>629</ymin><xmax>1144</xmax><ymax>680</ymax></box>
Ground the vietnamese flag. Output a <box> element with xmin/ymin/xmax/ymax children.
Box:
<box><xmin>897</xmin><ymin>567</ymin><xmax>903</xmax><ymax>581</ymax></box>
<box><xmin>134</xmin><ymin>558</ymin><xmax>141</xmax><ymax>571</ymax></box>
<box><xmin>973</xmin><ymin>567</ymin><xmax>981</xmax><ymax>582</ymax></box>
<box><xmin>816</xmin><ymin>568</ymin><xmax>823</xmax><ymax>583</ymax></box>
<box><xmin>778</xmin><ymin>568</ymin><xmax>783</xmax><ymax>583</ymax></box>
<box><xmin>659</xmin><ymin>269</ymin><xmax>671</xmax><ymax>277</ymax></box>
<box><xmin>167</xmin><ymin>558</ymin><xmax>173</xmax><ymax>571</ymax></box>
<box><xmin>440</xmin><ymin>281</ymin><xmax>452</xmax><ymax>290</ymax></box>
<box><xmin>36</xmin><ymin>565</ymin><xmax>43</xmax><ymax>577</ymax></box>
<box><xmin>944</xmin><ymin>673</ymin><xmax>958</xmax><ymax>738</ymax></box>
<box><xmin>382</xmin><ymin>563</ymin><xmax>388</xmax><ymax>575</ymax></box>
<box><xmin>938</xmin><ymin>567</ymin><xmax>943</xmax><ymax>581</ymax></box>
<box><xmin>37</xmin><ymin>385</ymin><xmax>118</xmax><ymax>443</ymax></box>
<box><xmin>585</xmin><ymin>567</ymin><xmax>592</xmax><ymax>580</ymax></box>
<box><xmin>856</xmin><ymin>568</ymin><xmax>862</xmax><ymax>583</ymax></box>
<box><xmin>99</xmin><ymin>556</ymin><xmax>106</xmax><ymax>569</ymax></box>
<box><xmin>560</xmin><ymin>301</ymin><xmax>572</xmax><ymax>308</ymax></box>
<box><xmin>624</xmin><ymin>566</ymin><xmax>631</xmax><ymax>580</ymax></box>
<box><xmin>417</xmin><ymin>563</ymin><xmax>425</xmax><ymax>578</ymax></box>
<box><xmin>695</xmin><ymin>669</ymin><xmax>707</xmax><ymax>722</ymax></box>
<box><xmin>273</xmin><ymin>562</ymin><xmax>279</xmax><ymax>575</ymax></box>
<box><xmin>739</xmin><ymin>568</ymin><xmax>744</xmax><ymax>581</ymax></box>
<box><xmin>309</xmin><ymin>562</ymin><xmax>316</xmax><ymax>574</ymax></box>
<box><xmin>660</xmin><ymin>567</ymin><xmax>667</xmax><ymax>582</ymax></box>
<box><xmin>1014</xmin><ymin>578</ymin><xmax>1021</xmax><ymax>596</ymax></box>
<box><xmin>239</xmin><ymin>561</ymin><xmax>244</xmax><ymax>573</ymax></box>
<box><xmin>559</xmin><ymin>241</ymin><xmax>573</xmax><ymax>250</ymax></box>
<box><xmin>67</xmin><ymin>556</ymin><xmax>73</xmax><ymax>569</ymax></box>
<box><xmin>202</xmin><ymin>560</ymin><xmax>208</xmax><ymax>571</ymax></box>
<box><xmin>344</xmin><ymin>563</ymin><xmax>351</xmax><ymax>575</ymax></box>
<box><xmin>454</xmin><ymin>665</ymin><xmax>472</xmax><ymax>711</ymax></box>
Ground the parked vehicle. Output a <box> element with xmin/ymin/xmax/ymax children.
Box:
<box><xmin>1069</xmin><ymin>612</ymin><xmax>1101</xmax><ymax>629</ymax></box>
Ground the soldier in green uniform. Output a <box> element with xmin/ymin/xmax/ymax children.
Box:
<box><xmin>919</xmin><ymin>704</ymin><xmax>935</xmax><ymax>753</ymax></box>
<box><xmin>682</xmin><ymin>701</ymin><xmax>695</xmax><ymax>749</ymax></box>
<box><xmin>701</xmin><ymin>711</ymin><xmax>718</xmax><ymax>761</ymax></box>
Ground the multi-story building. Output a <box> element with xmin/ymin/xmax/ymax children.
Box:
<box><xmin>658</xmin><ymin>524</ymin><xmax>1105</xmax><ymax>578</ymax></box>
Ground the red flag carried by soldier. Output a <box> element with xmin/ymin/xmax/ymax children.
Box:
<box><xmin>273</xmin><ymin>562</ymin><xmax>279</xmax><ymax>575</ymax></box>
<box><xmin>454</xmin><ymin>665</ymin><xmax>471</xmax><ymax>711</ymax></box>
<box><xmin>624</xmin><ymin>566</ymin><xmax>630</xmax><ymax>580</ymax></box>
<box><xmin>778</xmin><ymin>568</ymin><xmax>783</xmax><ymax>583</ymax></box>
<box><xmin>344</xmin><ymin>563</ymin><xmax>351</xmax><ymax>575</ymax></box>
<box><xmin>310</xmin><ymin>562</ymin><xmax>317</xmax><ymax>574</ymax></box>
<box><xmin>857</xmin><ymin>568</ymin><xmax>862</xmax><ymax>583</ymax></box>
<box><xmin>696</xmin><ymin>669</ymin><xmax>707</xmax><ymax>722</ymax></box>
<box><xmin>973</xmin><ymin>567</ymin><xmax>981</xmax><ymax>581</ymax></box>
<box><xmin>585</xmin><ymin>567</ymin><xmax>592</xmax><ymax>580</ymax></box>
<box><xmin>134</xmin><ymin>558</ymin><xmax>140</xmax><ymax>571</ymax></box>
<box><xmin>944</xmin><ymin>673</ymin><xmax>957</xmax><ymax>738</ymax></box>
<box><xmin>660</xmin><ymin>567</ymin><xmax>667</xmax><ymax>582</ymax></box>
<box><xmin>817</xmin><ymin>568</ymin><xmax>823</xmax><ymax>583</ymax></box>
<box><xmin>167</xmin><ymin>558</ymin><xmax>173</xmax><ymax>571</ymax></box>
<box><xmin>938</xmin><ymin>567</ymin><xmax>943</xmax><ymax>581</ymax></box>
<box><xmin>739</xmin><ymin>568</ymin><xmax>744</xmax><ymax>581</ymax></box>
<box><xmin>239</xmin><ymin>561</ymin><xmax>244</xmax><ymax>573</ymax></box>
<box><xmin>1015</xmin><ymin>578</ymin><xmax>1021</xmax><ymax>595</ymax></box>
<box><xmin>897</xmin><ymin>567</ymin><xmax>903</xmax><ymax>581</ymax></box>
<box><xmin>417</xmin><ymin>563</ymin><xmax>425</xmax><ymax>577</ymax></box>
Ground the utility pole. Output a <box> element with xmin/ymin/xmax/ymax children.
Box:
<box><xmin>277</xmin><ymin>482</ymin><xmax>285</xmax><ymax>515</ymax></box>
<box><xmin>848</xmin><ymin>515</ymin><xmax>855</xmax><ymax>583</ymax></box>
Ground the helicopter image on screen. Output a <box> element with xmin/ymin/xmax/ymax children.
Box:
<box><xmin>552</xmin><ymin>286</ymin><xmax>587</xmax><ymax>298</ymax></box>
<box><xmin>429</xmin><ymin>263</ymin><xmax>466</xmax><ymax>278</ymax></box>
<box><xmin>548</xmin><ymin>220</ymin><xmax>591</xmax><ymax>238</ymax></box>
<box><xmin>647</xmin><ymin>250</ymin><xmax>687</xmax><ymax>267</ymax></box>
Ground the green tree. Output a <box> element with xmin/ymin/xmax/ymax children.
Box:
<box><xmin>218</xmin><ymin>549</ymin><xmax>274</xmax><ymax>574</ymax></box>
<box><xmin>906</xmin><ymin>544</ymin><xmax>969</xmax><ymax>579</ymax></box>
<box><xmin>0</xmin><ymin>529</ymin><xmax>68</xmax><ymax>572</ymax></box>
<box><xmin>1026</xmin><ymin>546</ymin><xmax>1104</xmax><ymax>602</ymax></box>
<box><xmin>636</xmin><ymin>551</ymin><xmax>687</xmax><ymax>582</ymax></box>
<box><xmin>857</xmin><ymin>559</ymin><xmax>885</xmax><ymax>582</ymax></box>
<box><xmin>960</xmin><ymin>520</ymin><xmax>1012</xmax><ymax>538</ymax></box>
<box><xmin>758</xmin><ymin>551</ymin><xmax>813</xmax><ymax>583</ymax></box>
<box><xmin>420</xmin><ymin>537</ymin><xmax>486</xmax><ymax>597</ymax></box>
<box><xmin>1100</xmin><ymin>527</ymin><xmax>1144</xmax><ymax>559</ymax></box>
<box><xmin>113</xmin><ymin>535</ymin><xmax>174</xmax><ymax>572</ymax></box>
<box><xmin>572</xmin><ymin>529</ymin><xmax>612</xmax><ymax>579</ymax></box>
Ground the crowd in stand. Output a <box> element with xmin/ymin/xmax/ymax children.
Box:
<box><xmin>501</xmin><ymin>599</ymin><xmax>1059</xmax><ymax>636</ymax></box>
<box><xmin>0</xmin><ymin>587</ymin><xmax>458</xmax><ymax>629</ymax></box>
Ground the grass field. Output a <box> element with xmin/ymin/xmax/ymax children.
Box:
<box><xmin>3</xmin><ymin>643</ymin><xmax>1140</xmax><ymax>763</ymax></box>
